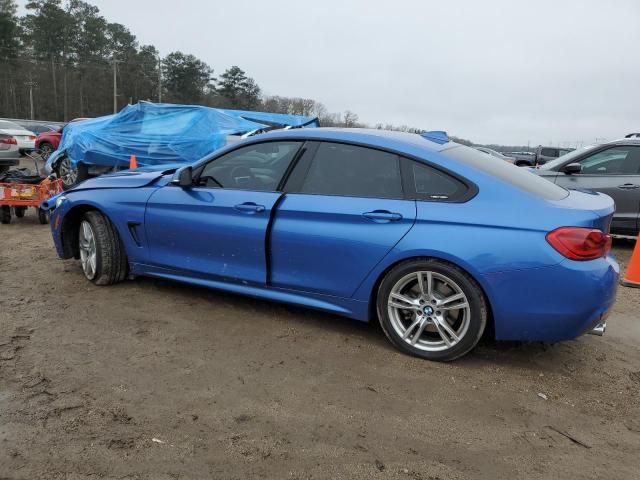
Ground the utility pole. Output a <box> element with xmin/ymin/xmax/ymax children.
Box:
<box><xmin>158</xmin><ymin>56</ymin><xmax>162</xmax><ymax>103</ymax></box>
<box><xmin>25</xmin><ymin>77</ymin><xmax>37</xmax><ymax>120</ymax></box>
<box><xmin>112</xmin><ymin>59</ymin><xmax>119</xmax><ymax>113</ymax></box>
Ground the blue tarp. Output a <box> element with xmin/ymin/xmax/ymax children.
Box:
<box><xmin>47</xmin><ymin>102</ymin><xmax>269</xmax><ymax>171</ymax></box>
<box><xmin>218</xmin><ymin>109</ymin><xmax>320</xmax><ymax>129</ymax></box>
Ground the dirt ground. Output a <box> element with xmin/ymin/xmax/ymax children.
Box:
<box><xmin>0</xmin><ymin>209</ymin><xmax>639</xmax><ymax>480</ymax></box>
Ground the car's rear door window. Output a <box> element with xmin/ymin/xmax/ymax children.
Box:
<box><xmin>541</xmin><ymin>148</ymin><xmax>558</xmax><ymax>157</ymax></box>
<box><xmin>295</xmin><ymin>142</ymin><xmax>403</xmax><ymax>199</ymax></box>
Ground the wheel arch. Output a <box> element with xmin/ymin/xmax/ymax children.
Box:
<box><xmin>61</xmin><ymin>203</ymin><xmax>110</xmax><ymax>259</ymax></box>
<box><xmin>367</xmin><ymin>254</ymin><xmax>495</xmax><ymax>338</ymax></box>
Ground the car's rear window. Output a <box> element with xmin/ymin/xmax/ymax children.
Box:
<box><xmin>444</xmin><ymin>145</ymin><xmax>568</xmax><ymax>200</ymax></box>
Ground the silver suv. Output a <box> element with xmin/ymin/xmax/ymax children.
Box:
<box><xmin>536</xmin><ymin>138</ymin><xmax>640</xmax><ymax>236</ymax></box>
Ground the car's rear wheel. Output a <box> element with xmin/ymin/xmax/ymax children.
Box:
<box><xmin>78</xmin><ymin>211</ymin><xmax>128</xmax><ymax>285</ymax></box>
<box><xmin>377</xmin><ymin>259</ymin><xmax>487</xmax><ymax>362</ymax></box>
<box><xmin>57</xmin><ymin>156</ymin><xmax>88</xmax><ymax>190</ymax></box>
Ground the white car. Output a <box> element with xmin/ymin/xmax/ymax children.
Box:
<box><xmin>0</xmin><ymin>133</ymin><xmax>20</xmax><ymax>173</ymax></box>
<box><xmin>0</xmin><ymin>120</ymin><xmax>36</xmax><ymax>153</ymax></box>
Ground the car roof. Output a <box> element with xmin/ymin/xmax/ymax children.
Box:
<box><xmin>605</xmin><ymin>137</ymin><xmax>640</xmax><ymax>146</ymax></box>
<box><xmin>255</xmin><ymin>127</ymin><xmax>455</xmax><ymax>155</ymax></box>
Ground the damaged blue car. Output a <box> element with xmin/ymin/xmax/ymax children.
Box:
<box><xmin>44</xmin><ymin>128</ymin><xmax>618</xmax><ymax>361</ymax></box>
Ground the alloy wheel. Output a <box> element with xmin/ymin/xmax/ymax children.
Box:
<box><xmin>40</xmin><ymin>144</ymin><xmax>53</xmax><ymax>159</ymax></box>
<box><xmin>79</xmin><ymin>220</ymin><xmax>97</xmax><ymax>280</ymax></box>
<box><xmin>58</xmin><ymin>157</ymin><xmax>78</xmax><ymax>187</ymax></box>
<box><xmin>387</xmin><ymin>270</ymin><xmax>471</xmax><ymax>352</ymax></box>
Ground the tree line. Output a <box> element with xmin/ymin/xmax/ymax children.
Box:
<box><xmin>0</xmin><ymin>0</ymin><xmax>496</xmax><ymax>148</ymax></box>
<box><xmin>0</xmin><ymin>0</ymin><xmax>361</xmax><ymax>127</ymax></box>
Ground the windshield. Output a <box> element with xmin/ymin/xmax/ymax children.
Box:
<box><xmin>539</xmin><ymin>144</ymin><xmax>599</xmax><ymax>170</ymax></box>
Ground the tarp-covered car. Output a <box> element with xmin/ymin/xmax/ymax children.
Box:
<box><xmin>45</xmin><ymin>102</ymin><xmax>318</xmax><ymax>190</ymax></box>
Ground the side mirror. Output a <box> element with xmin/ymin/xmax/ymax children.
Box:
<box><xmin>172</xmin><ymin>167</ymin><xmax>193</xmax><ymax>187</ymax></box>
<box><xmin>562</xmin><ymin>163</ymin><xmax>582</xmax><ymax>175</ymax></box>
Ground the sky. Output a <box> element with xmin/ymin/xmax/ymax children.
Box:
<box><xmin>17</xmin><ymin>0</ymin><xmax>640</xmax><ymax>145</ymax></box>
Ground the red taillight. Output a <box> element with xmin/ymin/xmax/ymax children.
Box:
<box><xmin>0</xmin><ymin>137</ymin><xmax>17</xmax><ymax>145</ymax></box>
<box><xmin>28</xmin><ymin>135</ymin><xmax>36</xmax><ymax>140</ymax></box>
<box><xmin>546</xmin><ymin>227</ymin><xmax>612</xmax><ymax>261</ymax></box>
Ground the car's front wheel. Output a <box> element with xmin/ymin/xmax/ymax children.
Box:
<box><xmin>39</xmin><ymin>142</ymin><xmax>54</xmax><ymax>159</ymax></box>
<box><xmin>377</xmin><ymin>259</ymin><xmax>487</xmax><ymax>362</ymax></box>
<box><xmin>57</xmin><ymin>156</ymin><xmax>88</xmax><ymax>190</ymax></box>
<box><xmin>78</xmin><ymin>211</ymin><xmax>128</xmax><ymax>285</ymax></box>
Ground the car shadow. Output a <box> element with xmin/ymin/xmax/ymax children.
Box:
<box><xmin>129</xmin><ymin>275</ymin><xmax>586</xmax><ymax>372</ymax></box>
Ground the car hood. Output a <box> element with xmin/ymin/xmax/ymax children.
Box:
<box><xmin>71</xmin><ymin>166</ymin><xmax>178</xmax><ymax>191</ymax></box>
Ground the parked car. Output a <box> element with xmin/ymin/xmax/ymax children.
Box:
<box><xmin>474</xmin><ymin>146</ymin><xmax>515</xmax><ymax>163</ymax></box>
<box><xmin>534</xmin><ymin>145</ymin><xmax>574</xmax><ymax>166</ymax></box>
<box><xmin>12</xmin><ymin>119</ymin><xmax>64</xmax><ymax>135</ymax></box>
<box><xmin>506</xmin><ymin>151</ymin><xmax>537</xmax><ymax>167</ymax></box>
<box><xmin>0</xmin><ymin>120</ymin><xmax>36</xmax><ymax>154</ymax></box>
<box><xmin>0</xmin><ymin>134</ymin><xmax>20</xmax><ymax>173</ymax></box>
<box><xmin>24</xmin><ymin>124</ymin><xmax>59</xmax><ymax>135</ymax></box>
<box><xmin>537</xmin><ymin>138</ymin><xmax>640</xmax><ymax>236</ymax></box>
<box><xmin>44</xmin><ymin>128</ymin><xmax>618</xmax><ymax>361</ymax></box>
<box><xmin>36</xmin><ymin>118</ymin><xmax>88</xmax><ymax>159</ymax></box>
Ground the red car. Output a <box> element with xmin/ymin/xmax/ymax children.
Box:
<box><xmin>36</xmin><ymin>118</ymin><xmax>88</xmax><ymax>158</ymax></box>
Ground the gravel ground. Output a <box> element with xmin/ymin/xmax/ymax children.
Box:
<box><xmin>0</xmin><ymin>209</ymin><xmax>639</xmax><ymax>480</ymax></box>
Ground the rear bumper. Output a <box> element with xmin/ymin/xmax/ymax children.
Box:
<box><xmin>17</xmin><ymin>140</ymin><xmax>36</xmax><ymax>150</ymax></box>
<box><xmin>483</xmin><ymin>254</ymin><xmax>619</xmax><ymax>342</ymax></box>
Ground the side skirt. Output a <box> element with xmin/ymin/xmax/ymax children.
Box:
<box><xmin>129</xmin><ymin>262</ymin><xmax>370</xmax><ymax>321</ymax></box>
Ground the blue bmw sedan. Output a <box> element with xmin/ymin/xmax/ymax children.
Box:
<box><xmin>45</xmin><ymin>128</ymin><xmax>618</xmax><ymax>361</ymax></box>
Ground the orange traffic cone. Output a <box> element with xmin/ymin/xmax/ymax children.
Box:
<box><xmin>621</xmin><ymin>235</ymin><xmax>640</xmax><ymax>288</ymax></box>
<box><xmin>129</xmin><ymin>154</ymin><xmax>138</xmax><ymax>169</ymax></box>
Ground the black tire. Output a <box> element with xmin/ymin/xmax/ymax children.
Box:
<box><xmin>376</xmin><ymin>258</ymin><xmax>487</xmax><ymax>362</ymax></box>
<box><xmin>57</xmin><ymin>156</ymin><xmax>89</xmax><ymax>191</ymax></box>
<box><xmin>1</xmin><ymin>206</ymin><xmax>11</xmax><ymax>224</ymax></box>
<box><xmin>14</xmin><ymin>206</ymin><xmax>26</xmax><ymax>218</ymax></box>
<box><xmin>78</xmin><ymin>211</ymin><xmax>128</xmax><ymax>285</ymax></box>
<box><xmin>0</xmin><ymin>165</ymin><xmax>9</xmax><ymax>174</ymax></box>
<box><xmin>39</xmin><ymin>142</ymin><xmax>54</xmax><ymax>160</ymax></box>
<box><xmin>38</xmin><ymin>208</ymin><xmax>48</xmax><ymax>224</ymax></box>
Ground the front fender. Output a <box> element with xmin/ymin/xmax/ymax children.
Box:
<box><xmin>49</xmin><ymin>188</ymin><xmax>157</xmax><ymax>264</ymax></box>
<box><xmin>44</xmin><ymin>149</ymin><xmax>65</xmax><ymax>175</ymax></box>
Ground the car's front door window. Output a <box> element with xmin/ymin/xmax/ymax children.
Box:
<box><xmin>199</xmin><ymin>141</ymin><xmax>302</xmax><ymax>191</ymax></box>
<box><xmin>577</xmin><ymin>147</ymin><xmax>640</xmax><ymax>175</ymax></box>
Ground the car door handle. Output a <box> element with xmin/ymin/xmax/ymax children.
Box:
<box><xmin>617</xmin><ymin>183</ymin><xmax>640</xmax><ymax>190</ymax></box>
<box><xmin>234</xmin><ymin>202</ymin><xmax>266</xmax><ymax>213</ymax></box>
<box><xmin>363</xmin><ymin>210</ymin><xmax>403</xmax><ymax>222</ymax></box>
